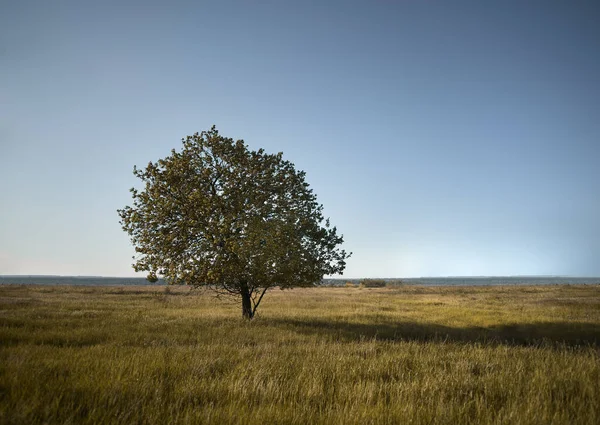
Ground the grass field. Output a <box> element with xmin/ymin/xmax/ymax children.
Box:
<box><xmin>1</xmin><ymin>283</ymin><xmax>599</xmax><ymax>424</ymax></box>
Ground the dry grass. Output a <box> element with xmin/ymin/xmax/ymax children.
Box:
<box><xmin>1</xmin><ymin>284</ymin><xmax>599</xmax><ymax>424</ymax></box>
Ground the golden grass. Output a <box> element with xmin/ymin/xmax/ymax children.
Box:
<box><xmin>1</xmin><ymin>284</ymin><xmax>599</xmax><ymax>424</ymax></box>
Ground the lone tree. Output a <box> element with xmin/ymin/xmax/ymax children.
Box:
<box><xmin>118</xmin><ymin>126</ymin><xmax>350</xmax><ymax>319</ymax></box>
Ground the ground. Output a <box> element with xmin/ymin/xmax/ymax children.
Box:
<box><xmin>1</xmin><ymin>284</ymin><xmax>599</xmax><ymax>424</ymax></box>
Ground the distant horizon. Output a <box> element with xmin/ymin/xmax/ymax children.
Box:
<box><xmin>2</xmin><ymin>274</ymin><xmax>599</xmax><ymax>280</ymax></box>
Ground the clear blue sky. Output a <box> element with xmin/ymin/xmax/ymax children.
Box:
<box><xmin>1</xmin><ymin>0</ymin><xmax>599</xmax><ymax>278</ymax></box>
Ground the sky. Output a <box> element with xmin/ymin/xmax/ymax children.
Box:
<box><xmin>1</xmin><ymin>0</ymin><xmax>599</xmax><ymax>278</ymax></box>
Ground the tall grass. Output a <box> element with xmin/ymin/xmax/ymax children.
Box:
<box><xmin>1</xmin><ymin>284</ymin><xmax>599</xmax><ymax>424</ymax></box>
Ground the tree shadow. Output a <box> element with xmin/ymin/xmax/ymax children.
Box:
<box><xmin>270</xmin><ymin>317</ymin><xmax>600</xmax><ymax>348</ymax></box>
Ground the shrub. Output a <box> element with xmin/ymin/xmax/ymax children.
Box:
<box><xmin>359</xmin><ymin>279</ymin><xmax>387</xmax><ymax>288</ymax></box>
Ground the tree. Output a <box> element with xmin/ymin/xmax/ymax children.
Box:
<box><xmin>118</xmin><ymin>126</ymin><xmax>350</xmax><ymax>319</ymax></box>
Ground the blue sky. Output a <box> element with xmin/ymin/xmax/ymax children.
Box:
<box><xmin>1</xmin><ymin>0</ymin><xmax>599</xmax><ymax>278</ymax></box>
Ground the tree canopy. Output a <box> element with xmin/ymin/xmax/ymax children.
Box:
<box><xmin>118</xmin><ymin>126</ymin><xmax>350</xmax><ymax>318</ymax></box>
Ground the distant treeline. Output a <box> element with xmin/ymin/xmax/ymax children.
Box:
<box><xmin>0</xmin><ymin>276</ymin><xmax>165</xmax><ymax>286</ymax></box>
<box><xmin>1</xmin><ymin>275</ymin><xmax>598</xmax><ymax>287</ymax></box>
<box><xmin>322</xmin><ymin>277</ymin><xmax>600</xmax><ymax>287</ymax></box>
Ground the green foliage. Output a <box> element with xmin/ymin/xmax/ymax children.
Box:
<box><xmin>118</xmin><ymin>126</ymin><xmax>350</xmax><ymax>318</ymax></box>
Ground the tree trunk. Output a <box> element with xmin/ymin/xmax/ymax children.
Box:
<box><xmin>241</xmin><ymin>285</ymin><xmax>253</xmax><ymax>320</ymax></box>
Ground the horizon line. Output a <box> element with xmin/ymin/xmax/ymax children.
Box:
<box><xmin>1</xmin><ymin>274</ymin><xmax>599</xmax><ymax>280</ymax></box>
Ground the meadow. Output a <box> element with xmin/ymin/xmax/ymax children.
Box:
<box><xmin>0</xmin><ymin>283</ymin><xmax>599</xmax><ymax>424</ymax></box>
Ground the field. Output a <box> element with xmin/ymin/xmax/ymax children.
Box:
<box><xmin>1</xmin><ymin>284</ymin><xmax>599</xmax><ymax>424</ymax></box>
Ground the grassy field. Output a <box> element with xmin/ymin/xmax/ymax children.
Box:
<box><xmin>1</xmin><ymin>284</ymin><xmax>599</xmax><ymax>424</ymax></box>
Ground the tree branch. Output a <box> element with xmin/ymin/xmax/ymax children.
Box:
<box><xmin>252</xmin><ymin>286</ymin><xmax>270</xmax><ymax>316</ymax></box>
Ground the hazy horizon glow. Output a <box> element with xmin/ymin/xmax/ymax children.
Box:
<box><xmin>1</xmin><ymin>1</ymin><xmax>599</xmax><ymax>278</ymax></box>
